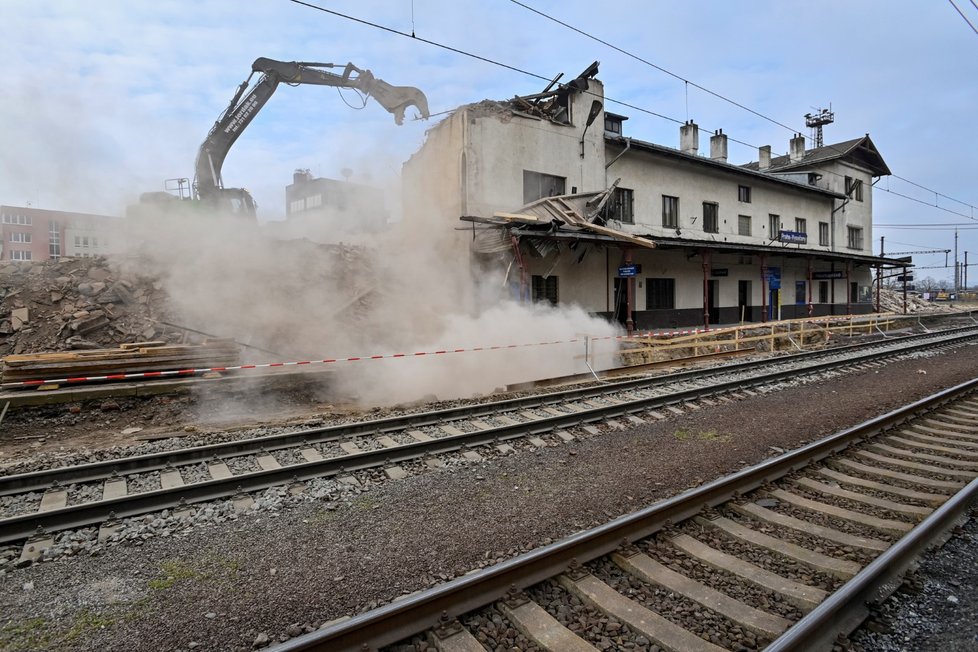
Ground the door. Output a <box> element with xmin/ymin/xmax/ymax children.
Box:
<box><xmin>707</xmin><ymin>280</ymin><xmax>720</xmax><ymax>325</ymax></box>
<box><xmin>738</xmin><ymin>280</ymin><xmax>752</xmax><ymax>322</ymax></box>
<box><xmin>769</xmin><ymin>288</ymin><xmax>780</xmax><ymax>320</ymax></box>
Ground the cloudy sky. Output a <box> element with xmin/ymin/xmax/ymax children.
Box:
<box><xmin>2</xmin><ymin>0</ymin><xmax>976</xmax><ymax>282</ymax></box>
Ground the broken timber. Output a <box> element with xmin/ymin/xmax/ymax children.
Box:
<box><xmin>1</xmin><ymin>339</ymin><xmax>240</xmax><ymax>387</ymax></box>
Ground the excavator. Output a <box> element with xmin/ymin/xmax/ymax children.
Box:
<box><xmin>135</xmin><ymin>57</ymin><xmax>429</xmax><ymax>219</ymax></box>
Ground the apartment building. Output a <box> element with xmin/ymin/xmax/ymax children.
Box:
<box><xmin>0</xmin><ymin>206</ymin><xmax>122</xmax><ymax>261</ymax></box>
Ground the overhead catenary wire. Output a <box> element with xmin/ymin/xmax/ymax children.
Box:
<box><xmin>287</xmin><ymin>0</ymin><xmax>977</xmax><ymax>224</ymax></box>
<box><xmin>949</xmin><ymin>0</ymin><xmax>978</xmax><ymax>36</ymax></box>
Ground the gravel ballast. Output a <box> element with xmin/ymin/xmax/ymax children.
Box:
<box><xmin>0</xmin><ymin>345</ymin><xmax>976</xmax><ymax>651</ymax></box>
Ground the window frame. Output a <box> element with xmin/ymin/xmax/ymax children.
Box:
<box><xmin>738</xmin><ymin>215</ymin><xmax>752</xmax><ymax>236</ymax></box>
<box><xmin>531</xmin><ymin>274</ymin><xmax>559</xmax><ymax>305</ymax></box>
<box><xmin>602</xmin><ymin>187</ymin><xmax>634</xmax><ymax>224</ymax></box>
<box><xmin>702</xmin><ymin>202</ymin><xmax>719</xmax><ymax>233</ymax></box>
<box><xmin>818</xmin><ymin>221</ymin><xmax>829</xmax><ymax>246</ymax></box>
<box><xmin>661</xmin><ymin>195</ymin><xmax>679</xmax><ymax>229</ymax></box>
<box><xmin>523</xmin><ymin>170</ymin><xmax>566</xmax><ymax>205</ymax></box>
<box><xmin>847</xmin><ymin>226</ymin><xmax>864</xmax><ymax>250</ymax></box>
<box><xmin>768</xmin><ymin>214</ymin><xmax>780</xmax><ymax>237</ymax></box>
<box><xmin>738</xmin><ymin>185</ymin><xmax>752</xmax><ymax>203</ymax></box>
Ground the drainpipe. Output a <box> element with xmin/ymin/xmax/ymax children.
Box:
<box><xmin>846</xmin><ymin>262</ymin><xmax>852</xmax><ymax>315</ymax></box>
<box><xmin>702</xmin><ymin>250</ymin><xmax>710</xmax><ymax>330</ymax></box>
<box><xmin>761</xmin><ymin>255</ymin><xmax>768</xmax><ymax>323</ymax></box>
<box><xmin>605</xmin><ymin>137</ymin><xmax>632</xmax><ymax>170</ymax></box>
<box><xmin>807</xmin><ymin>257</ymin><xmax>813</xmax><ymax>318</ymax></box>
<box><xmin>624</xmin><ymin>247</ymin><xmax>634</xmax><ymax>335</ymax></box>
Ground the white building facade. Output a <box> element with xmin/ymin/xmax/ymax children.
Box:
<box><xmin>403</xmin><ymin>64</ymin><xmax>901</xmax><ymax>330</ymax></box>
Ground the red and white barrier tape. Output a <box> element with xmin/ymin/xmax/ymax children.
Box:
<box><xmin>11</xmin><ymin>321</ymin><xmax>866</xmax><ymax>388</ymax></box>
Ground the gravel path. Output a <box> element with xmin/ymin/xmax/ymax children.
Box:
<box><xmin>0</xmin><ymin>345</ymin><xmax>976</xmax><ymax>651</ymax></box>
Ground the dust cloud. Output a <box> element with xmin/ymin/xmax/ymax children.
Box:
<box><xmin>118</xmin><ymin>123</ymin><xmax>621</xmax><ymax>407</ymax></box>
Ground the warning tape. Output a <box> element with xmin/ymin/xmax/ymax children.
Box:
<box><xmin>1</xmin><ymin>327</ymin><xmax>729</xmax><ymax>388</ymax></box>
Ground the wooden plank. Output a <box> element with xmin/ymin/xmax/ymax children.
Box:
<box><xmin>794</xmin><ymin>476</ymin><xmax>931</xmax><ymax>517</ymax></box>
<box><xmin>854</xmin><ymin>450</ymin><xmax>975</xmax><ymax>480</ymax></box>
<box><xmin>767</xmin><ymin>488</ymin><xmax>911</xmax><ymax>535</ymax></box>
<box><xmin>834</xmin><ymin>458</ymin><xmax>962</xmax><ymax>491</ymax></box>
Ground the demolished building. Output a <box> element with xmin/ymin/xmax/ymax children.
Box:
<box><xmin>403</xmin><ymin>62</ymin><xmax>909</xmax><ymax>331</ymax></box>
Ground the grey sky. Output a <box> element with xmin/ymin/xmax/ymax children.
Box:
<box><xmin>1</xmin><ymin>0</ymin><xmax>975</xmax><ymax>282</ymax></box>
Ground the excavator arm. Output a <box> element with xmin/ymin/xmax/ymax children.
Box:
<box><xmin>194</xmin><ymin>58</ymin><xmax>429</xmax><ymax>217</ymax></box>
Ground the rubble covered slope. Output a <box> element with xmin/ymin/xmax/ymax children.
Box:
<box><xmin>0</xmin><ymin>257</ymin><xmax>176</xmax><ymax>357</ymax></box>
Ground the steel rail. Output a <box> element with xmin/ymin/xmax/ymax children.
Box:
<box><xmin>766</xmin><ymin>476</ymin><xmax>978</xmax><ymax>652</ymax></box>
<box><xmin>2</xmin><ymin>324</ymin><xmax>975</xmax><ymax>497</ymax></box>
<box><xmin>0</xmin><ymin>331</ymin><xmax>975</xmax><ymax>543</ymax></box>
<box><xmin>270</xmin><ymin>377</ymin><xmax>978</xmax><ymax>652</ymax></box>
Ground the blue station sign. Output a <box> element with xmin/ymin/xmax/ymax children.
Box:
<box><xmin>778</xmin><ymin>230</ymin><xmax>808</xmax><ymax>245</ymax></box>
<box><xmin>618</xmin><ymin>264</ymin><xmax>640</xmax><ymax>277</ymax></box>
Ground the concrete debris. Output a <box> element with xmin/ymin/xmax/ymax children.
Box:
<box><xmin>0</xmin><ymin>257</ymin><xmax>175</xmax><ymax>357</ymax></box>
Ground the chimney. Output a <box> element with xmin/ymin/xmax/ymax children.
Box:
<box><xmin>758</xmin><ymin>145</ymin><xmax>771</xmax><ymax>170</ymax></box>
<box><xmin>789</xmin><ymin>133</ymin><xmax>806</xmax><ymax>163</ymax></box>
<box><xmin>710</xmin><ymin>129</ymin><xmax>728</xmax><ymax>163</ymax></box>
<box><xmin>680</xmin><ymin>120</ymin><xmax>699</xmax><ymax>155</ymax></box>
<box><xmin>293</xmin><ymin>168</ymin><xmax>312</xmax><ymax>185</ymax></box>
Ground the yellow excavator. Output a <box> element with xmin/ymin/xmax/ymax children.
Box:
<box><xmin>135</xmin><ymin>58</ymin><xmax>429</xmax><ymax>219</ymax></box>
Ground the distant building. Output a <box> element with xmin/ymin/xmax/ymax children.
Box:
<box><xmin>284</xmin><ymin>170</ymin><xmax>389</xmax><ymax>235</ymax></box>
<box><xmin>0</xmin><ymin>205</ymin><xmax>122</xmax><ymax>261</ymax></box>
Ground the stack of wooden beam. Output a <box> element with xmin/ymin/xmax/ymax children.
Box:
<box><xmin>1</xmin><ymin>340</ymin><xmax>240</xmax><ymax>386</ymax></box>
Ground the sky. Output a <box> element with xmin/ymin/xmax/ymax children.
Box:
<box><xmin>2</xmin><ymin>0</ymin><xmax>977</xmax><ymax>284</ymax></box>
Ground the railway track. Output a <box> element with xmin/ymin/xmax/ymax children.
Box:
<box><xmin>1</xmin><ymin>325</ymin><xmax>977</xmax><ymax>560</ymax></box>
<box><xmin>271</xmin><ymin>378</ymin><xmax>978</xmax><ymax>652</ymax></box>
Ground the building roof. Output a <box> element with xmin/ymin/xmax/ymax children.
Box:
<box><xmin>606</xmin><ymin>135</ymin><xmax>847</xmax><ymax>200</ymax></box>
<box><xmin>742</xmin><ymin>135</ymin><xmax>891</xmax><ymax>177</ymax></box>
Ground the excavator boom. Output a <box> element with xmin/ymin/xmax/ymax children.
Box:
<box><xmin>192</xmin><ymin>58</ymin><xmax>429</xmax><ymax>217</ymax></box>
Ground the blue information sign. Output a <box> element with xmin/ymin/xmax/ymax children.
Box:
<box><xmin>765</xmin><ymin>266</ymin><xmax>781</xmax><ymax>290</ymax></box>
<box><xmin>618</xmin><ymin>264</ymin><xmax>638</xmax><ymax>277</ymax></box>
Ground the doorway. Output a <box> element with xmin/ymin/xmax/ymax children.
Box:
<box><xmin>707</xmin><ymin>280</ymin><xmax>720</xmax><ymax>325</ymax></box>
<box><xmin>613</xmin><ymin>278</ymin><xmax>628</xmax><ymax>327</ymax></box>
<box><xmin>738</xmin><ymin>280</ymin><xmax>752</xmax><ymax>322</ymax></box>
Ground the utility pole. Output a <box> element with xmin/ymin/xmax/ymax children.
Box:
<box><xmin>954</xmin><ymin>230</ymin><xmax>959</xmax><ymax>291</ymax></box>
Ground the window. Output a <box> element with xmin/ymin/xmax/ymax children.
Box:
<box><xmin>768</xmin><ymin>214</ymin><xmax>780</xmax><ymax>236</ymax></box>
<box><xmin>738</xmin><ymin>215</ymin><xmax>752</xmax><ymax>236</ymax></box>
<box><xmin>738</xmin><ymin>185</ymin><xmax>751</xmax><ymax>203</ymax></box>
<box><xmin>819</xmin><ymin>222</ymin><xmax>829</xmax><ymax>246</ymax></box>
<box><xmin>9</xmin><ymin>250</ymin><xmax>32</xmax><ymax>261</ymax></box>
<box><xmin>646</xmin><ymin>278</ymin><xmax>675</xmax><ymax>309</ymax></box>
<box><xmin>523</xmin><ymin>170</ymin><xmax>566</xmax><ymax>204</ymax></box>
<box><xmin>9</xmin><ymin>232</ymin><xmax>31</xmax><ymax>243</ymax></box>
<box><xmin>604</xmin><ymin>114</ymin><xmax>625</xmax><ymax>135</ymax></box>
<box><xmin>74</xmin><ymin>236</ymin><xmax>81</xmax><ymax>247</ymax></box>
<box><xmin>289</xmin><ymin>199</ymin><xmax>305</xmax><ymax>213</ymax></box>
<box><xmin>795</xmin><ymin>218</ymin><xmax>807</xmax><ymax>234</ymax></box>
<box><xmin>2</xmin><ymin>213</ymin><xmax>31</xmax><ymax>225</ymax></box>
<box><xmin>818</xmin><ymin>281</ymin><xmax>829</xmax><ymax>303</ymax></box>
<box><xmin>531</xmin><ymin>275</ymin><xmax>558</xmax><ymax>305</ymax></box>
<box><xmin>306</xmin><ymin>194</ymin><xmax>322</xmax><ymax>208</ymax></box>
<box><xmin>82</xmin><ymin>236</ymin><xmax>89</xmax><ymax>247</ymax></box>
<box><xmin>662</xmin><ymin>195</ymin><xmax>679</xmax><ymax>229</ymax></box>
<box><xmin>702</xmin><ymin>202</ymin><xmax>719</xmax><ymax>233</ymax></box>
<box><xmin>601</xmin><ymin>188</ymin><xmax>634</xmax><ymax>224</ymax></box>
<box><xmin>845</xmin><ymin>176</ymin><xmax>864</xmax><ymax>202</ymax></box>
<box><xmin>49</xmin><ymin>221</ymin><xmax>61</xmax><ymax>260</ymax></box>
<box><xmin>847</xmin><ymin>226</ymin><xmax>863</xmax><ymax>250</ymax></box>
<box><xmin>92</xmin><ymin>237</ymin><xmax>98</xmax><ymax>248</ymax></box>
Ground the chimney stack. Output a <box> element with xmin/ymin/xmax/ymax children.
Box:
<box><xmin>710</xmin><ymin>129</ymin><xmax>728</xmax><ymax>163</ymax></box>
<box><xmin>680</xmin><ymin>120</ymin><xmax>699</xmax><ymax>155</ymax></box>
<box><xmin>758</xmin><ymin>145</ymin><xmax>771</xmax><ymax>170</ymax></box>
<box><xmin>789</xmin><ymin>133</ymin><xmax>806</xmax><ymax>163</ymax></box>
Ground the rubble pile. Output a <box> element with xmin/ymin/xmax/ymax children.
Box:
<box><xmin>0</xmin><ymin>257</ymin><xmax>175</xmax><ymax>357</ymax></box>
<box><xmin>876</xmin><ymin>287</ymin><xmax>957</xmax><ymax>314</ymax></box>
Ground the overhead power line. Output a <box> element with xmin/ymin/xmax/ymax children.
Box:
<box><xmin>949</xmin><ymin>0</ymin><xmax>978</xmax><ymax>36</ymax></box>
<box><xmin>288</xmin><ymin>0</ymin><xmax>977</xmax><ymax>221</ymax></box>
